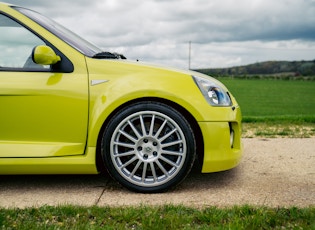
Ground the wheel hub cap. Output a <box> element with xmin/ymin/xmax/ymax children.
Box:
<box><xmin>110</xmin><ymin>111</ymin><xmax>187</xmax><ymax>187</ymax></box>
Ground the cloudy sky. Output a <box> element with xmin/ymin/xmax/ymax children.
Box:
<box><xmin>6</xmin><ymin>0</ymin><xmax>315</xmax><ymax>69</ymax></box>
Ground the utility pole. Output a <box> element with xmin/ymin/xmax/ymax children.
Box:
<box><xmin>188</xmin><ymin>41</ymin><xmax>191</xmax><ymax>70</ymax></box>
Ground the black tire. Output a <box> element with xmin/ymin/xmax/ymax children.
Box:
<box><xmin>101</xmin><ymin>101</ymin><xmax>196</xmax><ymax>193</ymax></box>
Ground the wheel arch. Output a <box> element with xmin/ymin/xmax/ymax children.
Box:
<box><xmin>95</xmin><ymin>97</ymin><xmax>204</xmax><ymax>173</ymax></box>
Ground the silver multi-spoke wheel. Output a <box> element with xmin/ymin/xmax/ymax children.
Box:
<box><xmin>102</xmin><ymin>102</ymin><xmax>196</xmax><ymax>193</ymax></box>
<box><xmin>111</xmin><ymin>111</ymin><xmax>187</xmax><ymax>187</ymax></box>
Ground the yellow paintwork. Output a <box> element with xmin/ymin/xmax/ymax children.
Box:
<box><xmin>0</xmin><ymin>3</ymin><xmax>242</xmax><ymax>175</ymax></box>
<box><xmin>0</xmin><ymin>147</ymin><xmax>98</xmax><ymax>174</ymax></box>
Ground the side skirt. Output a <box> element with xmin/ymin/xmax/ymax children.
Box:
<box><xmin>0</xmin><ymin>147</ymin><xmax>98</xmax><ymax>174</ymax></box>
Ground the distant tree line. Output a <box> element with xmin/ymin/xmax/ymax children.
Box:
<box><xmin>195</xmin><ymin>60</ymin><xmax>315</xmax><ymax>77</ymax></box>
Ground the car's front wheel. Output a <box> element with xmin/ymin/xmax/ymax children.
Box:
<box><xmin>101</xmin><ymin>101</ymin><xmax>196</xmax><ymax>193</ymax></box>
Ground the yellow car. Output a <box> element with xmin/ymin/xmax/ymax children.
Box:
<box><xmin>0</xmin><ymin>2</ymin><xmax>242</xmax><ymax>193</ymax></box>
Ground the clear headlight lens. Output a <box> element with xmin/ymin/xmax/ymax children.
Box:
<box><xmin>193</xmin><ymin>75</ymin><xmax>232</xmax><ymax>106</ymax></box>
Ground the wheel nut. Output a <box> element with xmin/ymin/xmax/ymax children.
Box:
<box><xmin>144</xmin><ymin>139</ymin><xmax>148</xmax><ymax>143</ymax></box>
<box><xmin>143</xmin><ymin>154</ymin><xmax>148</xmax><ymax>159</ymax></box>
<box><xmin>137</xmin><ymin>146</ymin><xmax>142</xmax><ymax>151</ymax></box>
<box><xmin>153</xmin><ymin>142</ymin><xmax>158</xmax><ymax>146</ymax></box>
<box><xmin>153</xmin><ymin>151</ymin><xmax>157</xmax><ymax>156</ymax></box>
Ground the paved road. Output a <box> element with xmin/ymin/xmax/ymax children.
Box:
<box><xmin>0</xmin><ymin>138</ymin><xmax>314</xmax><ymax>208</ymax></box>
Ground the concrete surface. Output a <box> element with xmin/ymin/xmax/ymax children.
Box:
<box><xmin>0</xmin><ymin>138</ymin><xmax>314</xmax><ymax>208</ymax></box>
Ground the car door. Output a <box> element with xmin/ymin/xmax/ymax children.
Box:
<box><xmin>0</xmin><ymin>13</ymin><xmax>89</xmax><ymax>157</ymax></box>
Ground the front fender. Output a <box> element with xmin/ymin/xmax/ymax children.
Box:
<box><xmin>85</xmin><ymin>58</ymin><xmax>240</xmax><ymax>148</ymax></box>
<box><xmin>87</xmin><ymin>75</ymin><xmax>203</xmax><ymax>147</ymax></box>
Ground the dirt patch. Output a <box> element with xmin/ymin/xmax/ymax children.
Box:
<box><xmin>242</xmin><ymin>123</ymin><xmax>315</xmax><ymax>138</ymax></box>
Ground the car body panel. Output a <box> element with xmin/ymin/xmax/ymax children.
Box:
<box><xmin>199</xmin><ymin>114</ymin><xmax>242</xmax><ymax>173</ymax></box>
<box><xmin>0</xmin><ymin>2</ymin><xmax>242</xmax><ymax>176</ymax></box>
<box><xmin>0</xmin><ymin>147</ymin><xmax>98</xmax><ymax>174</ymax></box>
<box><xmin>86</xmin><ymin>58</ymin><xmax>241</xmax><ymax>147</ymax></box>
<box><xmin>0</xmin><ymin>71</ymin><xmax>89</xmax><ymax>157</ymax></box>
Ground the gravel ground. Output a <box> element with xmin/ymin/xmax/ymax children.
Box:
<box><xmin>0</xmin><ymin>138</ymin><xmax>314</xmax><ymax>208</ymax></box>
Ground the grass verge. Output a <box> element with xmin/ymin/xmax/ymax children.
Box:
<box><xmin>242</xmin><ymin>121</ymin><xmax>315</xmax><ymax>138</ymax></box>
<box><xmin>1</xmin><ymin>205</ymin><xmax>314</xmax><ymax>229</ymax></box>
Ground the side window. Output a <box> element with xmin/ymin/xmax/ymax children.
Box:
<box><xmin>0</xmin><ymin>14</ymin><xmax>49</xmax><ymax>70</ymax></box>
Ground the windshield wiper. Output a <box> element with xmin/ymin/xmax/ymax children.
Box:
<box><xmin>93</xmin><ymin>52</ymin><xmax>127</xmax><ymax>59</ymax></box>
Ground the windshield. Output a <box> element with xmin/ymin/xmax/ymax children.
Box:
<box><xmin>14</xmin><ymin>6</ymin><xmax>102</xmax><ymax>57</ymax></box>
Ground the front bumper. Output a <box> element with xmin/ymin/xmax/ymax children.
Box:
<box><xmin>199</xmin><ymin>118</ymin><xmax>243</xmax><ymax>173</ymax></box>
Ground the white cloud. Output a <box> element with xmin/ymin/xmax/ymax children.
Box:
<box><xmin>5</xmin><ymin>0</ymin><xmax>315</xmax><ymax>69</ymax></box>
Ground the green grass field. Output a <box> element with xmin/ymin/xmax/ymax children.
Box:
<box><xmin>219</xmin><ymin>78</ymin><xmax>315</xmax><ymax>122</ymax></box>
<box><xmin>1</xmin><ymin>205</ymin><xmax>314</xmax><ymax>229</ymax></box>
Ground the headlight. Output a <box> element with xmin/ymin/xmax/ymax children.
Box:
<box><xmin>193</xmin><ymin>75</ymin><xmax>232</xmax><ymax>106</ymax></box>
